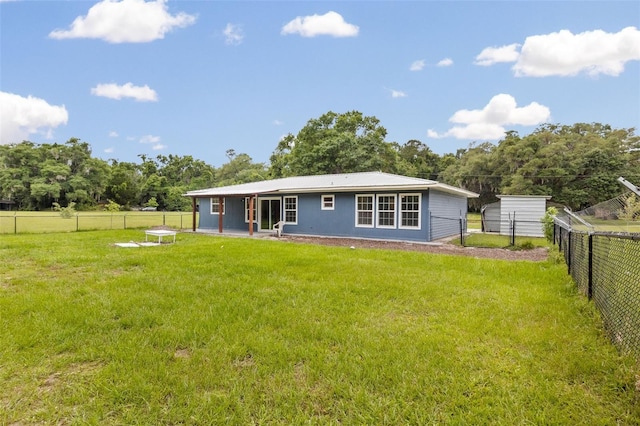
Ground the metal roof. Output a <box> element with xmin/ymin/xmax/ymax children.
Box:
<box><xmin>184</xmin><ymin>171</ymin><xmax>479</xmax><ymax>198</ymax></box>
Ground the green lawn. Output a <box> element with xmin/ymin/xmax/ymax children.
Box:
<box><xmin>461</xmin><ymin>232</ymin><xmax>550</xmax><ymax>249</ymax></box>
<box><xmin>1</xmin><ymin>231</ymin><xmax>638</xmax><ymax>424</ymax></box>
<box><xmin>467</xmin><ymin>212</ymin><xmax>481</xmax><ymax>230</ymax></box>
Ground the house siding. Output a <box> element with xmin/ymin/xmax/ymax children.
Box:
<box><xmin>428</xmin><ymin>190</ymin><xmax>467</xmax><ymax>241</ymax></box>
<box><xmin>198</xmin><ymin>197</ymin><xmax>258</xmax><ymax>232</ymax></box>
<box><xmin>188</xmin><ymin>172</ymin><xmax>478</xmax><ymax>242</ymax></box>
<box><xmin>284</xmin><ymin>192</ymin><xmax>430</xmax><ymax>242</ymax></box>
<box><xmin>198</xmin><ymin>191</ymin><xmax>435</xmax><ymax>242</ymax></box>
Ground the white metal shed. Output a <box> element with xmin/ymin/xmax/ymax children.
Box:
<box><xmin>497</xmin><ymin>195</ymin><xmax>551</xmax><ymax>237</ymax></box>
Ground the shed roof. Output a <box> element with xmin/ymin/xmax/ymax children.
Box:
<box><xmin>496</xmin><ymin>195</ymin><xmax>552</xmax><ymax>200</ymax></box>
<box><xmin>185</xmin><ymin>171</ymin><xmax>478</xmax><ymax>198</ymax></box>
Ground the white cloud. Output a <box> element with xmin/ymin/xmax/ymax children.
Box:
<box><xmin>49</xmin><ymin>0</ymin><xmax>196</xmax><ymax>43</ymax></box>
<box><xmin>91</xmin><ymin>82</ymin><xmax>158</xmax><ymax>102</ymax></box>
<box><xmin>437</xmin><ymin>58</ymin><xmax>453</xmax><ymax>67</ymax></box>
<box><xmin>410</xmin><ymin>60</ymin><xmax>425</xmax><ymax>71</ymax></box>
<box><xmin>223</xmin><ymin>23</ymin><xmax>244</xmax><ymax>45</ymax></box>
<box><xmin>273</xmin><ymin>120</ymin><xmax>284</xmax><ymax>126</ymax></box>
<box><xmin>140</xmin><ymin>134</ymin><xmax>161</xmax><ymax>144</ymax></box>
<box><xmin>281</xmin><ymin>11</ymin><xmax>358</xmax><ymax>38</ymax></box>
<box><xmin>426</xmin><ymin>129</ymin><xmax>439</xmax><ymax>139</ymax></box>
<box><xmin>427</xmin><ymin>94</ymin><xmax>550</xmax><ymax>140</ymax></box>
<box><xmin>514</xmin><ymin>26</ymin><xmax>640</xmax><ymax>77</ymax></box>
<box><xmin>104</xmin><ymin>147</ymin><xmax>114</xmax><ymax>153</ymax></box>
<box><xmin>0</xmin><ymin>91</ymin><xmax>68</xmax><ymax>144</ymax></box>
<box><xmin>152</xmin><ymin>144</ymin><xmax>167</xmax><ymax>150</ymax></box>
<box><xmin>474</xmin><ymin>43</ymin><xmax>521</xmax><ymax>66</ymax></box>
<box><xmin>390</xmin><ymin>89</ymin><xmax>407</xmax><ymax>98</ymax></box>
<box><xmin>109</xmin><ymin>131</ymin><xmax>119</xmax><ymax>137</ymax></box>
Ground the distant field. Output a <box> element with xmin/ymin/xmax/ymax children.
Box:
<box><xmin>0</xmin><ymin>211</ymin><xmax>195</xmax><ymax>234</ymax></box>
<box><xmin>466</xmin><ymin>212</ymin><xmax>481</xmax><ymax>230</ymax></box>
<box><xmin>1</xmin><ymin>231</ymin><xmax>638</xmax><ymax>424</ymax></box>
<box><xmin>569</xmin><ymin>216</ymin><xmax>640</xmax><ymax>233</ymax></box>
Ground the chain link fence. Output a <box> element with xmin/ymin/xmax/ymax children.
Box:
<box><xmin>554</xmin><ymin>220</ymin><xmax>640</xmax><ymax>357</ymax></box>
<box><xmin>0</xmin><ymin>212</ymin><xmax>194</xmax><ymax>234</ymax></box>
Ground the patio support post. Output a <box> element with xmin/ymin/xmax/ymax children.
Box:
<box><xmin>218</xmin><ymin>196</ymin><xmax>224</xmax><ymax>234</ymax></box>
<box><xmin>191</xmin><ymin>197</ymin><xmax>197</xmax><ymax>232</ymax></box>
<box><xmin>248</xmin><ymin>195</ymin><xmax>255</xmax><ymax>236</ymax></box>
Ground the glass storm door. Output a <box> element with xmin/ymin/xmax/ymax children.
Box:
<box><xmin>260</xmin><ymin>198</ymin><xmax>281</xmax><ymax>231</ymax></box>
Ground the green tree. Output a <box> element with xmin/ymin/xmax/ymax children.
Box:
<box><xmin>442</xmin><ymin>123</ymin><xmax>640</xmax><ymax>211</ymax></box>
<box><xmin>441</xmin><ymin>142</ymin><xmax>499</xmax><ymax>210</ymax></box>
<box><xmin>105</xmin><ymin>161</ymin><xmax>141</xmax><ymax>208</ymax></box>
<box><xmin>216</xmin><ymin>150</ymin><xmax>267</xmax><ymax>186</ymax></box>
<box><xmin>395</xmin><ymin>139</ymin><xmax>441</xmax><ymax>179</ymax></box>
<box><xmin>269</xmin><ymin>111</ymin><xmax>400</xmax><ymax>177</ymax></box>
<box><xmin>617</xmin><ymin>194</ymin><xmax>640</xmax><ymax>221</ymax></box>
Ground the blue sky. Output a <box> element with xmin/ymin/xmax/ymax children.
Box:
<box><xmin>1</xmin><ymin>1</ymin><xmax>639</xmax><ymax>167</ymax></box>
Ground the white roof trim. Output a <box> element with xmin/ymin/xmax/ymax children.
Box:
<box><xmin>185</xmin><ymin>171</ymin><xmax>479</xmax><ymax>198</ymax></box>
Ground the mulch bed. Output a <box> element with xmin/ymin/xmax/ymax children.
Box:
<box><xmin>280</xmin><ymin>235</ymin><xmax>550</xmax><ymax>262</ymax></box>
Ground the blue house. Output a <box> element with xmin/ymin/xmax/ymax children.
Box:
<box><xmin>184</xmin><ymin>172</ymin><xmax>478</xmax><ymax>242</ymax></box>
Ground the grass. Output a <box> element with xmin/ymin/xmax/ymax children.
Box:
<box><xmin>0</xmin><ymin>211</ymin><xmax>195</xmax><ymax>234</ymax></box>
<box><xmin>1</xmin><ymin>230</ymin><xmax>638</xmax><ymax>424</ymax></box>
<box><xmin>568</xmin><ymin>216</ymin><xmax>640</xmax><ymax>233</ymax></box>
<box><xmin>461</xmin><ymin>232</ymin><xmax>550</xmax><ymax>249</ymax></box>
<box><xmin>467</xmin><ymin>212</ymin><xmax>481</xmax><ymax>230</ymax></box>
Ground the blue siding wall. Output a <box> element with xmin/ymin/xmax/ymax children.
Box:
<box><xmin>198</xmin><ymin>197</ymin><xmax>257</xmax><ymax>232</ymax></box>
<box><xmin>428</xmin><ymin>190</ymin><xmax>467</xmax><ymax>240</ymax></box>
<box><xmin>282</xmin><ymin>191</ymin><xmax>430</xmax><ymax>242</ymax></box>
<box><xmin>197</xmin><ymin>189</ymin><xmax>468</xmax><ymax>242</ymax></box>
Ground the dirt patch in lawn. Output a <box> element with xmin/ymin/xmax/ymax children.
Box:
<box><xmin>280</xmin><ymin>235</ymin><xmax>550</xmax><ymax>262</ymax></box>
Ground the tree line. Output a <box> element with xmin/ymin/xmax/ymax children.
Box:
<box><xmin>1</xmin><ymin>112</ymin><xmax>639</xmax><ymax>212</ymax></box>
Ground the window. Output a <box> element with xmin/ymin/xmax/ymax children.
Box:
<box><xmin>377</xmin><ymin>195</ymin><xmax>396</xmax><ymax>228</ymax></box>
<box><xmin>355</xmin><ymin>195</ymin><xmax>374</xmax><ymax>227</ymax></box>
<box><xmin>321</xmin><ymin>194</ymin><xmax>335</xmax><ymax>210</ymax></box>
<box><xmin>210</xmin><ymin>197</ymin><xmax>225</xmax><ymax>214</ymax></box>
<box><xmin>400</xmin><ymin>194</ymin><xmax>421</xmax><ymax>229</ymax></box>
<box><xmin>284</xmin><ymin>196</ymin><xmax>297</xmax><ymax>224</ymax></box>
<box><xmin>244</xmin><ymin>197</ymin><xmax>256</xmax><ymax>223</ymax></box>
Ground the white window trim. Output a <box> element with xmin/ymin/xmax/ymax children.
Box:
<box><xmin>284</xmin><ymin>195</ymin><xmax>298</xmax><ymax>225</ymax></box>
<box><xmin>355</xmin><ymin>194</ymin><xmax>375</xmax><ymax>228</ymax></box>
<box><xmin>321</xmin><ymin>194</ymin><xmax>335</xmax><ymax>210</ymax></box>
<box><xmin>210</xmin><ymin>197</ymin><xmax>225</xmax><ymax>215</ymax></box>
<box><xmin>399</xmin><ymin>193</ymin><xmax>422</xmax><ymax>230</ymax></box>
<box><xmin>376</xmin><ymin>194</ymin><xmax>397</xmax><ymax>229</ymax></box>
<box><xmin>244</xmin><ymin>196</ymin><xmax>256</xmax><ymax>223</ymax></box>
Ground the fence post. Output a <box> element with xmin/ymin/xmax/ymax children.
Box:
<box><xmin>510</xmin><ymin>212</ymin><xmax>516</xmax><ymax>246</ymax></box>
<box><xmin>124</xmin><ymin>214</ymin><xmax>127</xmax><ymax>230</ymax></box>
<box><xmin>76</xmin><ymin>213</ymin><xmax>79</xmax><ymax>231</ymax></box>
<box><xmin>558</xmin><ymin>225</ymin><xmax>562</xmax><ymax>252</ymax></box>
<box><xmin>587</xmin><ymin>233</ymin><xmax>593</xmax><ymax>300</ymax></box>
<box><xmin>567</xmin><ymin>229</ymin><xmax>572</xmax><ymax>275</ymax></box>
<box><xmin>163</xmin><ymin>212</ymin><xmax>166</xmax><ymax>226</ymax></box>
<box><xmin>14</xmin><ymin>212</ymin><xmax>17</xmax><ymax>234</ymax></box>
<box><xmin>459</xmin><ymin>217</ymin><xmax>464</xmax><ymax>246</ymax></box>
